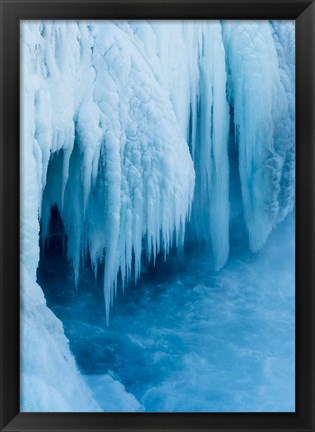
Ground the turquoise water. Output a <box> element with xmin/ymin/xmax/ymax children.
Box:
<box><xmin>40</xmin><ymin>214</ymin><xmax>295</xmax><ymax>412</ymax></box>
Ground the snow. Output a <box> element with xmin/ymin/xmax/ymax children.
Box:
<box><xmin>20</xmin><ymin>20</ymin><xmax>295</xmax><ymax>412</ymax></box>
<box><xmin>20</xmin><ymin>263</ymin><xmax>144</xmax><ymax>412</ymax></box>
<box><xmin>20</xmin><ymin>264</ymin><xmax>101</xmax><ymax>412</ymax></box>
<box><xmin>84</xmin><ymin>374</ymin><xmax>143</xmax><ymax>412</ymax></box>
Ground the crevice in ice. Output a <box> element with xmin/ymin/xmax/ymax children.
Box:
<box><xmin>41</xmin><ymin>204</ymin><xmax>68</xmax><ymax>257</ymax></box>
<box><xmin>227</xmin><ymin>107</ymin><xmax>248</xmax><ymax>256</ymax></box>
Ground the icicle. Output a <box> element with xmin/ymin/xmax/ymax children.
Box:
<box><xmin>189</xmin><ymin>22</ymin><xmax>230</xmax><ymax>270</ymax></box>
<box><xmin>22</xmin><ymin>20</ymin><xmax>195</xmax><ymax>323</ymax></box>
<box><xmin>21</xmin><ymin>19</ymin><xmax>294</xmax><ymax>324</ymax></box>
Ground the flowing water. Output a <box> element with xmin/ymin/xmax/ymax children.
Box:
<box><xmin>38</xmin><ymin>214</ymin><xmax>295</xmax><ymax>412</ymax></box>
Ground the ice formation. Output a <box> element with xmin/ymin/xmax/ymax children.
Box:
<box><xmin>20</xmin><ymin>20</ymin><xmax>295</xmax><ymax>411</ymax></box>
<box><xmin>222</xmin><ymin>21</ymin><xmax>295</xmax><ymax>251</ymax></box>
<box><xmin>21</xmin><ymin>20</ymin><xmax>294</xmax><ymax>316</ymax></box>
<box><xmin>21</xmin><ymin>21</ymin><xmax>195</xmax><ymax>322</ymax></box>
<box><xmin>20</xmin><ymin>264</ymin><xmax>101</xmax><ymax>411</ymax></box>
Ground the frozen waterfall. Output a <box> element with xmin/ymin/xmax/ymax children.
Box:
<box><xmin>20</xmin><ymin>19</ymin><xmax>295</xmax><ymax>413</ymax></box>
<box><xmin>21</xmin><ymin>20</ymin><xmax>295</xmax><ymax>321</ymax></box>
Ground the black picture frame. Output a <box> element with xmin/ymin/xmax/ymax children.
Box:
<box><xmin>0</xmin><ymin>0</ymin><xmax>314</xmax><ymax>431</ymax></box>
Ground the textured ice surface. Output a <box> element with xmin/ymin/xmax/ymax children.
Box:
<box><xmin>20</xmin><ymin>20</ymin><xmax>295</xmax><ymax>412</ymax></box>
<box><xmin>21</xmin><ymin>21</ymin><xmax>195</xmax><ymax>321</ymax></box>
<box><xmin>222</xmin><ymin>21</ymin><xmax>295</xmax><ymax>251</ymax></box>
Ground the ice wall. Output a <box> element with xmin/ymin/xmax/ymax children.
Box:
<box><xmin>133</xmin><ymin>22</ymin><xmax>230</xmax><ymax>269</ymax></box>
<box><xmin>20</xmin><ymin>264</ymin><xmax>101</xmax><ymax>411</ymax></box>
<box><xmin>222</xmin><ymin>21</ymin><xmax>295</xmax><ymax>251</ymax></box>
<box><xmin>270</xmin><ymin>20</ymin><xmax>295</xmax><ymax>223</ymax></box>
<box><xmin>21</xmin><ymin>20</ymin><xmax>294</xmax><ymax>315</ymax></box>
<box><xmin>132</xmin><ymin>20</ymin><xmax>295</xmax><ymax>264</ymax></box>
<box><xmin>21</xmin><ymin>21</ymin><xmax>195</xmax><ymax>322</ymax></box>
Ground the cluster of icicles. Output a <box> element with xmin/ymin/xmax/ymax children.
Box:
<box><xmin>21</xmin><ymin>20</ymin><xmax>295</xmax><ymax>322</ymax></box>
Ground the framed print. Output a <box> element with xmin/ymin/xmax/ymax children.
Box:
<box><xmin>0</xmin><ymin>0</ymin><xmax>314</xmax><ymax>431</ymax></box>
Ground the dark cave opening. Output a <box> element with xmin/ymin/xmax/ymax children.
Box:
<box><xmin>41</xmin><ymin>204</ymin><xmax>67</xmax><ymax>256</ymax></box>
<box><xmin>37</xmin><ymin>204</ymin><xmax>79</xmax><ymax>306</ymax></box>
